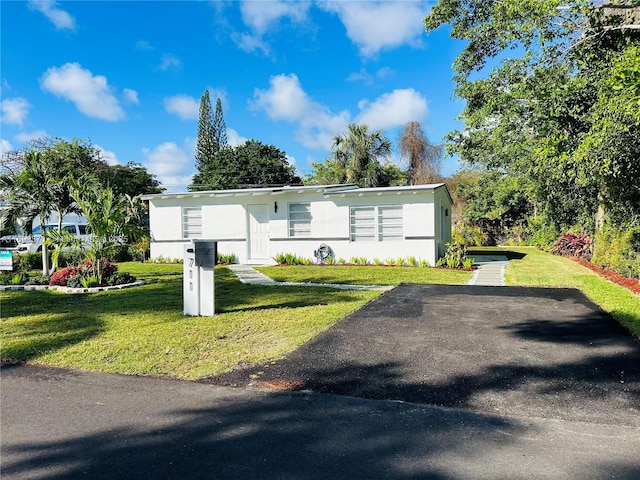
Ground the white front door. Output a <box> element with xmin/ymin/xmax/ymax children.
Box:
<box><xmin>248</xmin><ymin>204</ymin><xmax>270</xmax><ymax>261</ymax></box>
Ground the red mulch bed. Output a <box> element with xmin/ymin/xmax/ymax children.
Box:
<box><xmin>571</xmin><ymin>257</ymin><xmax>640</xmax><ymax>295</ymax></box>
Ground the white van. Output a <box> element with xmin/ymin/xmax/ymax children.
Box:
<box><xmin>0</xmin><ymin>223</ymin><xmax>91</xmax><ymax>254</ymax></box>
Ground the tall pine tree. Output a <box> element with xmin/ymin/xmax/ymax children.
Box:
<box><xmin>191</xmin><ymin>91</ymin><xmax>229</xmax><ymax>191</ymax></box>
<box><xmin>194</xmin><ymin>90</ymin><xmax>215</xmax><ymax>173</ymax></box>
<box><xmin>212</xmin><ymin>97</ymin><xmax>228</xmax><ymax>149</ymax></box>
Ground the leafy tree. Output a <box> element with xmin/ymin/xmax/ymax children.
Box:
<box><xmin>331</xmin><ymin>123</ymin><xmax>392</xmax><ymax>187</ymax></box>
<box><xmin>305</xmin><ymin>157</ymin><xmax>347</xmax><ymax>185</ymax></box>
<box><xmin>101</xmin><ymin>162</ymin><xmax>164</xmax><ymax>197</ymax></box>
<box><xmin>399</xmin><ymin>121</ymin><xmax>444</xmax><ymax>184</ymax></box>
<box><xmin>1</xmin><ymin>137</ymin><xmax>111</xmax><ymax>227</ymax></box>
<box><xmin>424</xmin><ymin>0</ymin><xmax>640</xmax><ymax>234</ymax></box>
<box><xmin>457</xmin><ymin>171</ymin><xmax>535</xmax><ymax>245</ymax></box>
<box><xmin>192</xmin><ymin>140</ymin><xmax>301</xmax><ymax>190</ymax></box>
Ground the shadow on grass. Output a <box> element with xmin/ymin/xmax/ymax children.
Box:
<box><xmin>1</xmin><ymin>308</ymin><xmax>105</xmax><ymax>363</ymax></box>
<box><xmin>467</xmin><ymin>247</ymin><xmax>527</xmax><ymax>260</ymax></box>
<box><xmin>0</xmin><ymin>266</ymin><xmax>375</xmax><ymax>364</ymax></box>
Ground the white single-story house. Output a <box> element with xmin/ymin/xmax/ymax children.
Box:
<box><xmin>141</xmin><ymin>183</ymin><xmax>453</xmax><ymax>266</ymax></box>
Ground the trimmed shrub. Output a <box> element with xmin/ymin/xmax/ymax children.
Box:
<box><xmin>106</xmin><ymin>272</ymin><xmax>136</xmax><ymax>286</ymax></box>
<box><xmin>272</xmin><ymin>252</ymin><xmax>310</xmax><ymax>265</ymax></box>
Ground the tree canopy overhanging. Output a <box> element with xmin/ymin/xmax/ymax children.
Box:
<box><xmin>424</xmin><ymin>0</ymin><xmax>640</xmax><ymax>231</ymax></box>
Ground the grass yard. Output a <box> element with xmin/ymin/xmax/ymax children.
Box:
<box><xmin>473</xmin><ymin>247</ymin><xmax>640</xmax><ymax>338</ymax></box>
<box><xmin>3</xmin><ymin>250</ymin><xmax>637</xmax><ymax>380</ymax></box>
<box><xmin>0</xmin><ymin>263</ymin><xmax>379</xmax><ymax>380</ymax></box>
<box><xmin>255</xmin><ymin>265</ymin><xmax>472</xmax><ymax>286</ymax></box>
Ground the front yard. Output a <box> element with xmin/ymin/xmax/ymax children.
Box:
<box><xmin>1</xmin><ymin>251</ymin><xmax>637</xmax><ymax>381</ymax></box>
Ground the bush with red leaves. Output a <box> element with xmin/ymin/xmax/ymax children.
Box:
<box><xmin>49</xmin><ymin>266</ymin><xmax>79</xmax><ymax>286</ymax></box>
<box><xmin>552</xmin><ymin>232</ymin><xmax>593</xmax><ymax>260</ymax></box>
<box><xmin>78</xmin><ymin>260</ymin><xmax>119</xmax><ymax>281</ymax></box>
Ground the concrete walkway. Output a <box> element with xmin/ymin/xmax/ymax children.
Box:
<box><xmin>229</xmin><ymin>256</ymin><xmax>509</xmax><ymax>290</ymax></box>
<box><xmin>227</xmin><ymin>264</ymin><xmax>393</xmax><ymax>291</ymax></box>
<box><xmin>467</xmin><ymin>255</ymin><xmax>509</xmax><ymax>286</ymax></box>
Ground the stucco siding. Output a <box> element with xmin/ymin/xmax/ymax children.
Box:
<box><xmin>144</xmin><ymin>184</ymin><xmax>452</xmax><ymax>267</ymax></box>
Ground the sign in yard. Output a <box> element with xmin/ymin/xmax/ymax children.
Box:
<box><xmin>0</xmin><ymin>250</ymin><xmax>13</xmax><ymax>271</ymax></box>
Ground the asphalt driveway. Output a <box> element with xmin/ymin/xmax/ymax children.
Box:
<box><xmin>208</xmin><ymin>284</ymin><xmax>640</xmax><ymax>427</ymax></box>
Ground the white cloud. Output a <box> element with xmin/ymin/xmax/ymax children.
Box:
<box><xmin>357</xmin><ymin>88</ymin><xmax>428</xmax><ymax>129</ymax></box>
<box><xmin>28</xmin><ymin>0</ymin><xmax>76</xmax><ymax>31</ymax></box>
<box><xmin>230</xmin><ymin>1</ymin><xmax>310</xmax><ymax>56</ymax></box>
<box><xmin>347</xmin><ymin>67</ymin><xmax>396</xmax><ymax>84</ymax></box>
<box><xmin>231</xmin><ymin>32</ymin><xmax>271</xmax><ymax>56</ymax></box>
<box><xmin>142</xmin><ymin>141</ymin><xmax>194</xmax><ymax>192</ymax></box>
<box><xmin>164</xmin><ymin>95</ymin><xmax>199</xmax><ymax>120</ymax></box>
<box><xmin>318</xmin><ymin>1</ymin><xmax>428</xmax><ymax>57</ymax></box>
<box><xmin>251</xmin><ymin>73</ymin><xmax>349</xmax><ymax>150</ymax></box>
<box><xmin>160</xmin><ymin>54</ymin><xmax>181</xmax><ymax>71</ymax></box>
<box><xmin>1</xmin><ymin>98</ymin><xmax>30</xmax><ymax>126</ymax></box>
<box><xmin>240</xmin><ymin>0</ymin><xmax>310</xmax><ymax>34</ymax></box>
<box><xmin>122</xmin><ymin>88</ymin><xmax>139</xmax><ymax>105</ymax></box>
<box><xmin>227</xmin><ymin>128</ymin><xmax>248</xmax><ymax>147</ymax></box>
<box><xmin>96</xmin><ymin>145</ymin><xmax>121</xmax><ymax>166</ymax></box>
<box><xmin>40</xmin><ymin>62</ymin><xmax>126</xmax><ymax>121</ymax></box>
<box><xmin>136</xmin><ymin>40</ymin><xmax>154</xmax><ymax>51</ymax></box>
<box><xmin>0</xmin><ymin>139</ymin><xmax>13</xmax><ymax>156</ymax></box>
<box><xmin>252</xmin><ymin>73</ymin><xmax>430</xmax><ymax>153</ymax></box>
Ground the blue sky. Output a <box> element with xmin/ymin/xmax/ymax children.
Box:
<box><xmin>1</xmin><ymin>0</ymin><xmax>466</xmax><ymax>192</ymax></box>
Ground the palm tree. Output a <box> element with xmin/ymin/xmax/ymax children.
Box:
<box><xmin>332</xmin><ymin>123</ymin><xmax>392</xmax><ymax>187</ymax></box>
<box><xmin>0</xmin><ymin>151</ymin><xmax>61</xmax><ymax>276</ymax></box>
<box><xmin>69</xmin><ymin>178</ymin><xmax>144</xmax><ymax>284</ymax></box>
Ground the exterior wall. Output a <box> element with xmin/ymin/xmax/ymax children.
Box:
<box><xmin>147</xmin><ymin>186</ymin><xmax>452</xmax><ymax>266</ymax></box>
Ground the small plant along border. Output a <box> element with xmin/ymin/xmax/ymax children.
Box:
<box><xmin>0</xmin><ymin>280</ymin><xmax>144</xmax><ymax>293</ymax></box>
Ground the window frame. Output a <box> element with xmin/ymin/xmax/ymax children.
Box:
<box><xmin>182</xmin><ymin>206</ymin><xmax>202</xmax><ymax>239</ymax></box>
<box><xmin>350</xmin><ymin>205</ymin><xmax>403</xmax><ymax>242</ymax></box>
<box><xmin>288</xmin><ymin>202</ymin><xmax>312</xmax><ymax>238</ymax></box>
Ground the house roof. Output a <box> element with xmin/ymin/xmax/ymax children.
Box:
<box><xmin>140</xmin><ymin>183</ymin><xmax>452</xmax><ymax>203</ymax></box>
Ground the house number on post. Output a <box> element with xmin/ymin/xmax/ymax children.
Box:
<box><xmin>183</xmin><ymin>241</ymin><xmax>216</xmax><ymax>316</ymax></box>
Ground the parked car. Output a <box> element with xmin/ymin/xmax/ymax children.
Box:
<box><xmin>0</xmin><ymin>223</ymin><xmax>91</xmax><ymax>254</ymax></box>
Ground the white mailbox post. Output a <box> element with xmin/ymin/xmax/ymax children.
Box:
<box><xmin>183</xmin><ymin>240</ymin><xmax>216</xmax><ymax>316</ymax></box>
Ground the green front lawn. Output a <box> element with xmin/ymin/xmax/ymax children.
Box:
<box><xmin>255</xmin><ymin>265</ymin><xmax>472</xmax><ymax>286</ymax></box>
<box><xmin>0</xmin><ymin>263</ymin><xmax>379</xmax><ymax>380</ymax></box>
<box><xmin>2</xmin><ymin>250</ymin><xmax>637</xmax><ymax>381</ymax></box>
<box><xmin>477</xmin><ymin>247</ymin><xmax>640</xmax><ymax>338</ymax></box>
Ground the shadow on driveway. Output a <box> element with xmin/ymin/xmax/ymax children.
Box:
<box><xmin>206</xmin><ymin>285</ymin><xmax>640</xmax><ymax>426</ymax></box>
